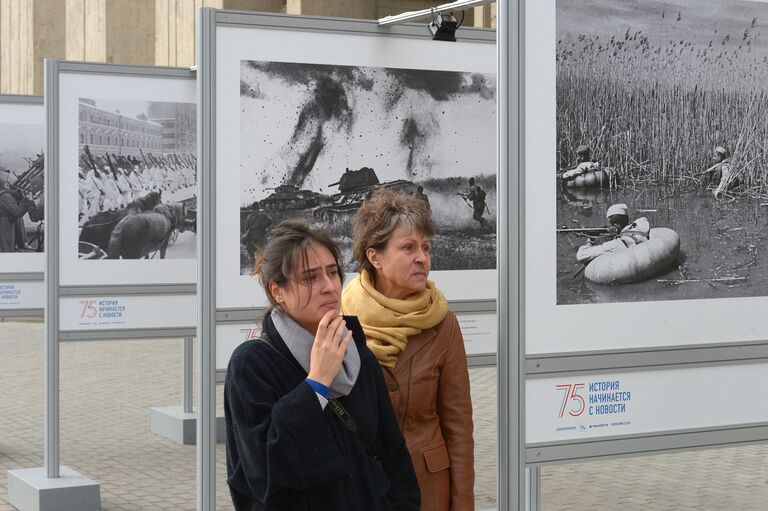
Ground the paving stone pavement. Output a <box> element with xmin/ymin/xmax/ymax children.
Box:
<box><xmin>2</xmin><ymin>320</ymin><xmax>768</xmax><ymax>510</ymax></box>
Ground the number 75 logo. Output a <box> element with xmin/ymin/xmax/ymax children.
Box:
<box><xmin>556</xmin><ymin>383</ymin><xmax>586</xmax><ymax>418</ymax></box>
<box><xmin>79</xmin><ymin>300</ymin><xmax>97</xmax><ymax>319</ymax></box>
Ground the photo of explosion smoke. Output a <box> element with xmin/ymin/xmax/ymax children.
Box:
<box><xmin>239</xmin><ymin>60</ymin><xmax>497</xmax><ymax>274</ymax></box>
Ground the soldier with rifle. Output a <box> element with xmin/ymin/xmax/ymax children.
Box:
<box><xmin>100</xmin><ymin>163</ymin><xmax>122</xmax><ymax>212</ymax></box>
<box><xmin>13</xmin><ymin>153</ymin><xmax>44</xmax><ymax>199</ymax></box>
<box><xmin>558</xmin><ymin>145</ymin><xmax>602</xmax><ymax>182</ymax></box>
<box><xmin>574</xmin><ymin>203</ymin><xmax>650</xmax><ymax>265</ymax></box>
<box><xmin>415</xmin><ymin>185</ymin><xmax>430</xmax><ymax>210</ymax></box>
<box><xmin>697</xmin><ymin>146</ymin><xmax>738</xmax><ymax>199</ymax></box>
<box><xmin>457</xmin><ymin>177</ymin><xmax>489</xmax><ymax>226</ymax></box>
<box><xmin>0</xmin><ymin>167</ymin><xmax>40</xmax><ymax>252</ymax></box>
<box><xmin>82</xmin><ymin>146</ymin><xmax>106</xmax><ymax>220</ymax></box>
<box><xmin>108</xmin><ymin>154</ymin><xmax>133</xmax><ymax>206</ymax></box>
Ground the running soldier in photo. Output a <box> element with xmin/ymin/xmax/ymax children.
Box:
<box><xmin>459</xmin><ymin>177</ymin><xmax>488</xmax><ymax>226</ymax></box>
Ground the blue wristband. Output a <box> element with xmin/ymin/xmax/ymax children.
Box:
<box><xmin>305</xmin><ymin>378</ymin><xmax>330</xmax><ymax>399</ymax></box>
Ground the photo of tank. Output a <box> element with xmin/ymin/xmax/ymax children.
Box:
<box><xmin>241</xmin><ymin>167</ymin><xmax>420</xmax><ymax>271</ymax></box>
<box><xmin>315</xmin><ymin>167</ymin><xmax>417</xmax><ymax>224</ymax></box>
<box><xmin>240</xmin><ymin>59</ymin><xmax>497</xmax><ymax>275</ymax></box>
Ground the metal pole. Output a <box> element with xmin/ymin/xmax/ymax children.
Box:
<box><xmin>378</xmin><ymin>0</ymin><xmax>495</xmax><ymax>25</ymax></box>
<box><xmin>498</xmin><ymin>0</ymin><xmax>525</xmax><ymax>510</ymax></box>
<box><xmin>197</xmin><ymin>7</ymin><xmax>217</xmax><ymax>511</ymax></box>
<box><xmin>44</xmin><ymin>58</ymin><xmax>61</xmax><ymax>479</ymax></box>
<box><xmin>183</xmin><ymin>337</ymin><xmax>193</xmax><ymax>413</ymax></box>
<box><xmin>527</xmin><ymin>467</ymin><xmax>540</xmax><ymax>511</ymax></box>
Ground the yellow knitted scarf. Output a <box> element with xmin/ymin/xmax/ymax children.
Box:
<box><xmin>341</xmin><ymin>270</ymin><xmax>448</xmax><ymax>368</ymax></box>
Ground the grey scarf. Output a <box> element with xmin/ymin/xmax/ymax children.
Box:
<box><xmin>271</xmin><ymin>308</ymin><xmax>361</xmax><ymax>398</ymax></box>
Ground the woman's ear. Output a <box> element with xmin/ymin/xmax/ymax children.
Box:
<box><xmin>268</xmin><ymin>281</ymin><xmax>284</xmax><ymax>304</ymax></box>
<box><xmin>366</xmin><ymin>248</ymin><xmax>381</xmax><ymax>269</ymax></box>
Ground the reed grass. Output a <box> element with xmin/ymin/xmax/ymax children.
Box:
<box><xmin>557</xmin><ymin>21</ymin><xmax>768</xmax><ymax>195</ymax></box>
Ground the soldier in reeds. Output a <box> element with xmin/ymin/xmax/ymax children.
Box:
<box><xmin>576</xmin><ymin>203</ymin><xmax>650</xmax><ymax>265</ymax></box>
<box><xmin>700</xmin><ymin>146</ymin><xmax>737</xmax><ymax>199</ymax></box>
<box><xmin>558</xmin><ymin>144</ymin><xmax>601</xmax><ymax>182</ymax></box>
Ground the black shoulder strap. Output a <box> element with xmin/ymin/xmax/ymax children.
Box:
<box><xmin>255</xmin><ymin>332</ymin><xmax>360</xmax><ymax>436</ymax></box>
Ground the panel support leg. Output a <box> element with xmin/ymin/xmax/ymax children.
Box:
<box><xmin>527</xmin><ymin>466</ymin><xmax>541</xmax><ymax>511</ymax></box>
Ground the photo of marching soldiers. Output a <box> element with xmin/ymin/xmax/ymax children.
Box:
<box><xmin>77</xmin><ymin>98</ymin><xmax>196</xmax><ymax>260</ymax></box>
<box><xmin>556</xmin><ymin>0</ymin><xmax>768</xmax><ymax>305</ymax></box>
<box><xmin>0</xmin><ymin>123</ymin><xmax>44</xmax><ymax>254</ymax></box>
<box><xmin>239</xmin><ymin>60</ymin><xmax>496</xmax><ymax>274</ymax></box>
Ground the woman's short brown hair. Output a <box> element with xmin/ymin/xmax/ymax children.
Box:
<box><xmin>252</xmin><ymin>219</ymin><xmax>344</xmax><ymax>314</ymax></box>
<box><xmin>352</xmin><ymin>189</ymin><xmax>434</xmax><ymax>276</ymax></box>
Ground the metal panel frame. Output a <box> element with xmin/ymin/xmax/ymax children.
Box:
<box><xmin>44</xmin><ymin>59</ymin><xmax>61</xmax><ymax>478</ymax></box>
<box><xmin>0</xmin><ymin>94</ymin><xmax>44</xmax><ymax>105</ymax></box>
<box><xmin>499</xmin><ymin>2</ymin><xmax>526</xmax><ymax>509</ymax></box>
<box><xmin>513</xmin><ymin>0</ymin><xmax>768</xmax><ymax>482</ymax></box>
<box><xmin>197</xmin><ymin>8</ymin><xmax>498</xmax><ymax>511</ymax></box>
<box><xmin>44</xmin><ymin>59</ymin><xmax>197</xmax><ymax>484</ymax></box>
<box><xmin>0</xmin><ymin>272</ymin><xmax>43</xmax><ymax>281</ymax></box>
<box><xmin>48</xmin><ymin>60</ymin><xmax>196</xmax><ymax>341</ymax></box>
<box><xmin>527</xmin><ymin>341</ymin><xmax>768</xmax><ymax>376</ymax></box>
<box><xmin>527</xmin><ymin>422</ymin><xmax>768</xmax><ymax>465</ymax></box>
<box><xmin>197</xmin><ymin>9</ymin><xmax>217</xmax><ymax>511</ymax></box>
<box><xmin>0</xmin><ymin>309</ymin><xmax>43</xmax><ymax>318</ymax></box>
<box><xmin>0</xmin><ymin>94</ymin><xmax>45</xmax><ymax>318</ymax></box>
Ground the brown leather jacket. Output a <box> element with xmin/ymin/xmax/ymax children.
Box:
<box><xmin>381</xmin><ymin>311</ymin><xmax>474</xmax><ymax>511</ymax></box>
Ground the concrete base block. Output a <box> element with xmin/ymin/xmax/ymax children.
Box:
<box><xmin>7</xmin><ymin>466</ymin><xmax>100</xmax><ymax>511</ymax></box>
<box><xmin>149</xmin><ymin>406</ymin><xmax>226</xmax><ymax>444</ymax></box>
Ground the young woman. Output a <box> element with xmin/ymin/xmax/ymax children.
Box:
<box><xmin>342</xmin><ymin>191</ymin><xmax>475</xmax><ymax>511</ymax></box>
<box><xmin>224</xmin><ymin>220</ymin><xmax>420</xmax><ymax>510</ymax></box>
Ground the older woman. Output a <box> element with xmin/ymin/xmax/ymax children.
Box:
<box><xmin>342</xmin><ymin>191</ymin><xmax>475</xmax><ymax>511</ymax></box>
<box><xmin>224</xmin><ymin>220</ymin><xmax>420</xmax><ymax>511</ymax></box>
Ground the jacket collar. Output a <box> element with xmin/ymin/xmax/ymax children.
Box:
<box><xmin>392</xmin><ymin>325</ymin><xmax>438</xmax><ymax>373</ymax></box>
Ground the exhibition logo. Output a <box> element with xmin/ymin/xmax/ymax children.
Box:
<box><xmin>555</xmin><ymin>379</ymin><xmax>633</xmax><ymax>433</ymax></box>
<box><xmin>78</xmin><ymin>299</ymin><xmax>126</xmax><ymax>325</ymax></box>
<box><xmin>0</xmin><ymin>284</ymin><xmax>21</xmax><ymax>305</ymax></box>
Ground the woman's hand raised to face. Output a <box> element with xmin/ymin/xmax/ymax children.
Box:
<box><xmin>307</xmin><ymin>310</ymin><xmax>353</xmax><ymax>387</ymax></box>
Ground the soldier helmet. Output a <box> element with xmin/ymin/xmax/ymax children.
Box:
<box><xmin>576</xmin><ymin>145</ymin><xmax>591</xmax><ymax>158</ymax></box>
<box><xmin>714</xmin><ymin>146</ymin><xmax>729</xmax><ymax>157</ymax></box>
<box><xmin>605</xmin><ymin>203</ymin><xmax>628</xmax><ymax>219</ymax></box>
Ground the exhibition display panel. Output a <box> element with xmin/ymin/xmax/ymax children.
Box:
<box><xmin>6</xmin><ymin>62</ymin><xmax>199</xmax><ymax>511</ymax></box>
<box><xmin>0</xmin><ymin>95</ymin><xmax>45</xmax><ymax>317</ymax></box>
<box><xmin>197</xmin><ymin>8</ymin><xmax>497</xmax><ymax>510</ymax></box>
<box><xmin>49</xmin><ymin>62</ymin><xmax>197</xmax><ymax>338</ymax></box>
<box><xmin>518</xmin><ymin>0</ymin><xmax>768</xmax><ymax>490</ymax></box>
<box><xmin>5</xmin><ymin>2</ymin><xmax>768</xmax><ymax>510</ymax></box>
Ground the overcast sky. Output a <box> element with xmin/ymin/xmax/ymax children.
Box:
<box><xmin>0</xmin><ymin>123</ymin><xmax>43</xmax><ymax>154</ymax></box>
<box><xmin>558</xmin><ymin>0</ymin><xmax>768</xmax><ymax>57</ymax></box>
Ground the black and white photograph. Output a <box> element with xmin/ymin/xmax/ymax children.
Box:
<box><xmin>77</xmin><ymin>98</ymin><xmax>196</xmax><ymax>260</ymax></box>
<box><xmin>556</xmin><ymin>0</ymin><xmax>768</xmax><ymax>305</ymax></box>
<box><xmin>239</xmin><ymin>60</ymin><xmax>496</xmax><ymax>275</ymax></box>
<box><xmin>0</xmin><ymin>122</ymin><xmax>44</xmax><ymax>254</ymax></box>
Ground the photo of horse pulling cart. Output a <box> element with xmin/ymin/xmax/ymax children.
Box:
<box><xmin>76</xmin><ymin>98</ymin><xmax>197</xmax><ymax>260</ymax></box>
<box><xmin>78</xmin><ymin>192</ymin><xmax>195</xmax><ymax>260</ymax></box>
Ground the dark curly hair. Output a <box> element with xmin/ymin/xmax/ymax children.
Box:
<box><xmin>253</xmin><ymin>219</ymin><xmax>344</xmax><ymax>314</ymax></box>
